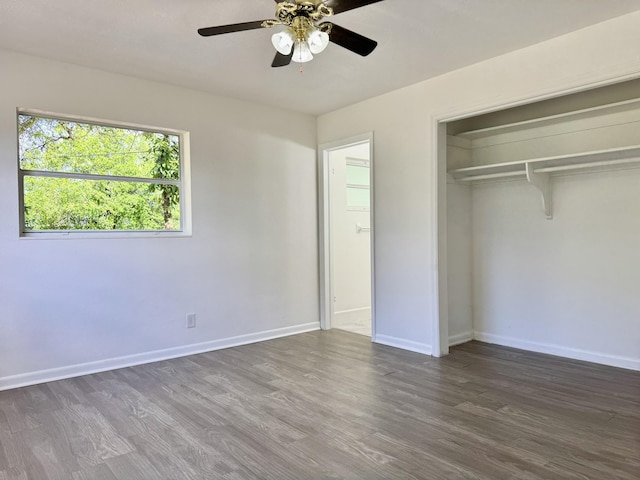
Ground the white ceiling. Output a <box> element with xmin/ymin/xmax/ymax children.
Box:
<box><xmin>1</xmin><ymin>0</ymin><xmax>639</xmax><ymax>115</ymax></box>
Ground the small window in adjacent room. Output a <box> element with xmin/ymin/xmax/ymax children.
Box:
<box><xmin>345</xmin><ymin>158</ymin><xmax>370</xmax><ymax>211</ymax></box>
<box><xmin>17</xmin><ymin>111</ymin><xmax>190</xmax><ymax>237</ymax></box>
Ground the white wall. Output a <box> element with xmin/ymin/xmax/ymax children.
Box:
<box><xmin>446</xmin><ymin>141</ymin><xmax>473</xmax><ymax>345</ymax></box>
<box><xmin>446</xmin><ymin>180</ymin><xmax>473</xmax><ymax>344</ymax></box>
<box><xmin>0</xmin><ymin>50</ymin><xmax>319</xmax><ymax>388</ymax></box>
<box><xmin>472</xmin><ymin>168</ymin><xmax>640</xmax><ymax>367</ymax></box>
<box><xmin>329</xmin><ymin>143</ymin><xmax>371</xmax><ymax>326</ymax></box>
<box><xmin>317</xmin><ymin>11</ymin><xmax>640</xmax><ymax>360</ymax></box>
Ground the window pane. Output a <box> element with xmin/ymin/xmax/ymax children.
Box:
<box><xmin>346</xmin><ymin>187</ymin><xmax>370</xmax><ymax>209</ymax></box>
<box><xmin>346</xmin><ymin>164</ymin><xmax>369</xmax><ymax>186</ymax></box>
<box><xmin>18</xmin><ymin>115</ymin><xmax>180</xmax><ymax>180</ymax></box>
<box><xmin>23</xmin><ymin>176</ymin><xmax>181</xmax><ymax>231</ymax></box>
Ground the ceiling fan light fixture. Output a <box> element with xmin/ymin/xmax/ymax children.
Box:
<box><xmin>307</xmin><ymin>29</ymin><xmax>329</xmax><ymax>54</ymax></box>
<box><xmin>292</xmin><ymin>38</ymin><xmax>313</xmax><ymax>63</ymax></box>
<box><xmin>198</xmin><ymin>0</ymin><xmax>382</xmax><ymax>68</ymax></box>
<box><xmin>271</xmin><ymin>30</ymin><xmax>294</xmax><ymax>55</ymax></box>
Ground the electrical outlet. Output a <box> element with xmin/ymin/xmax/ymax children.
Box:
<box><xmin>186</xmin><ymin>313</ymin><xmax>196</xmax><ymax>328</ymax></box>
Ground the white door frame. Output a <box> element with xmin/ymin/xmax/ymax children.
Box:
<box><xmin>318</xmin><ymin>132</ymin><xmax>375</xmax><ymax>339</ymax></box>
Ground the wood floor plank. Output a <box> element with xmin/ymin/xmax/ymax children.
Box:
<box><xmin>285</xmin><ymin>433</ymin><xmax>396</xmax><ymax>480</ymax></box>
<box><xmin>49</xmin><ymin>404</ymin><xmax>132</xmax><ymax>469</ymax></box>
<box><xmin>0</xmin><ymin>468</ymin><xmax>28</xmax><ymax>480</ymax></box>
<box><xmin>126</xmin><ymin>432</ymin><xmax>214</xmax><ymax>480</ymax></box>
<box><xmin>361</xmin><ymin>431</ymin><xmax>490</xmax><ymax>480</ymax></box>
<box><xmin>0</xmin><ymin>330</ymin><xmax>638</xmax><ymax>479</ymax></box>
<box><xmin>200</xmin><ymin>424</ymin><xmax>313</xmax><ymax>480</ymax></box>
<box><xmin>0</xmin><ymin>440</ymin><xmax>8</xmax><ymax>472</ymax></box>
<box><xmin>104</xmin><ymin>452</ymin><xmax>165</xmax><ymax>480</ymax></box>
<box><xmin>71</xmin><ymin>464</ymin><xmax>118</xmax><ymax>480</ymax></box>
<box><xmin>0</xmin><ymin>392</ymin><xmax>41</xmax><ymax>434</ymax></box>
<box><xmin>12</xmin><ymin>426</ymin><xmax>74</xmax><ymax>480</ymax></box>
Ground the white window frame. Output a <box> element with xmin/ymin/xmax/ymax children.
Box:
<box><xmin>17</xmin><ymin>109</ymin><xmax>192</xmax><ymax>239</ymax></box>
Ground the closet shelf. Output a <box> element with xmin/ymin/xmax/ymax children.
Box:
<box><xmin>455</xmin><ymin>97</ymin><xmax>640</xmax><ymax>140</ymax></box>
<box><xmin>448</xmin><ymin>145</ymin><xmax>640</xmax><ymax>182</ymax></box>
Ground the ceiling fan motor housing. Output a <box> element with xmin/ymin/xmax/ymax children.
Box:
<box><xmin>274</xmin><ymin>1</ymin><xmax>334</xmax><ymax>26</ymax></box>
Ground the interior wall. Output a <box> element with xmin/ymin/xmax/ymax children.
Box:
<box><xmin>472</xmin><ymin>168</ymin><xmax>640</xmax><ymax>367</ymax></box>
<box><xmin>445</xmin><ymin>141</ymin><xmax>473</xmax><ymax>345</ymax></box>
<box><xmin>446</xmin><ymin>180</ymin><xmax>473</xmax><ymax>345</ymax></box>
<box><xmin>0</xmin><ymin>50</ymin><xmax>319</xmax><ymax>388</ymax></box>
<box><xmin>317</xmin><ymin>11</ymin><xmax>640</xmax><ymax>357</ymax></box>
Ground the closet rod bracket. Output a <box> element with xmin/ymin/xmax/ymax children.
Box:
<box><xmin>526</xmin><ymin>162</ymin><xmax>552</xmax><ymax>220</ymax></box>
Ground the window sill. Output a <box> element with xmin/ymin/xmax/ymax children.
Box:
<box><xmin>20</xmin><ymin>230</ymin><xmax>192</xmax><ymax>240</ymax></box>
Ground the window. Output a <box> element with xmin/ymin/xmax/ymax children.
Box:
<box><xmin>345</xmin><ymin>158</ymin><xmax>370</xmax><ymax>211</ymax></box>
<box><xmin>18</xmin><ymin>111</ymin><xmax>189</xmax><ymax>237</ymax></box>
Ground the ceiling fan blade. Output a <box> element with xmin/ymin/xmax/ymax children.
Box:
<box><xmin>198</xmin><ymin>20</ymin><xmax>269</xmax><ymax>37</ymax></box>
<box><xmin>324</xmin><ymin>0</ymin><xmax>385</xmax><ymax>15</ymax></box>
<box><xmin>272</xmin><ymin>51</ymin><xmax>293</xmax><ymax>67</ymax></box>
<box><xmin>322</xmin><ymin>22</ymin><xmax>377</xmax><ymax>56</ymax></box>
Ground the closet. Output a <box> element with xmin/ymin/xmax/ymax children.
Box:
<box><xmin>444</xmin><ymin>79</ymin><xmax>640</xmax><ymax>370</ymax></box>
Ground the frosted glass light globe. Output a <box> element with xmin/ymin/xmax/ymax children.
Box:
<box><xmin>308</xmin><ymin>29</ymin><xmax>329</xmax><ymax>54</ymax></box>
<box><xmin>292</xmin><ymin>39</ymin><xmax>313</xmax><ymax>63</ymax></box>
<box><xmin>271</xmin><ymin>30</ymin><xmax>294</xmax><ymax>55</ymax></box>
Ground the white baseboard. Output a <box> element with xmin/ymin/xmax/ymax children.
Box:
<box><xmin>0</xmin><ymin>322</ymin><xmax>321</xmax><ymax>391</ymax></box>
<box><xmin>449</xmin><ymin>331</ymin><xmax>474</xmax><ymax>347</ymax></box>
<box><xmin>373</xmin><ymin>334</ymin><xmax>432</xmax><ymax>356</ymax></box>
<box><xmin>474</xmin><ymin>331</ymin><xmax>640</xmax><ymax>371</ymax></box>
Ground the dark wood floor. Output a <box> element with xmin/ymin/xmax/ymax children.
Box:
<box><xmin>0</xmin><ymin>330</ymin><xmax>638</xmax><ymax>479</ymax></box>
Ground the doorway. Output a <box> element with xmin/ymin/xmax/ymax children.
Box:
<box><xmin>319</xmin><ymin>134</ymin><xmax>375</xmax><ymax>338</ymax></box>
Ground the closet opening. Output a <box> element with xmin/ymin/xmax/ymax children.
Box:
<box><xmin>438</xmin><ymin>78</ymin><xmax>640</xmax><ymax>370</ymax></box>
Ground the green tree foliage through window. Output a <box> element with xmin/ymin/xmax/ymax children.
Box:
<box><xmin>18</xmin><ymin>114</ymin><xmax>182</xmax><ymax>232</ymax></box>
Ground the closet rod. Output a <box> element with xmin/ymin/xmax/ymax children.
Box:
<box><xmin>454</xmin><ymin>171</ymin><xmax>525</xmax><ymax>182</ymax></box>
<box><xmin>535</xmin><ymin>157</ymin><xmax>640</xmax><ymax>174</ymax></box>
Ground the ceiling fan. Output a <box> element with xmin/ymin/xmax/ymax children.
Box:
<box><xmin>198</xmin><ymin>0</ymin><xmax>384</xmax><ymax>67</ymax></box>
